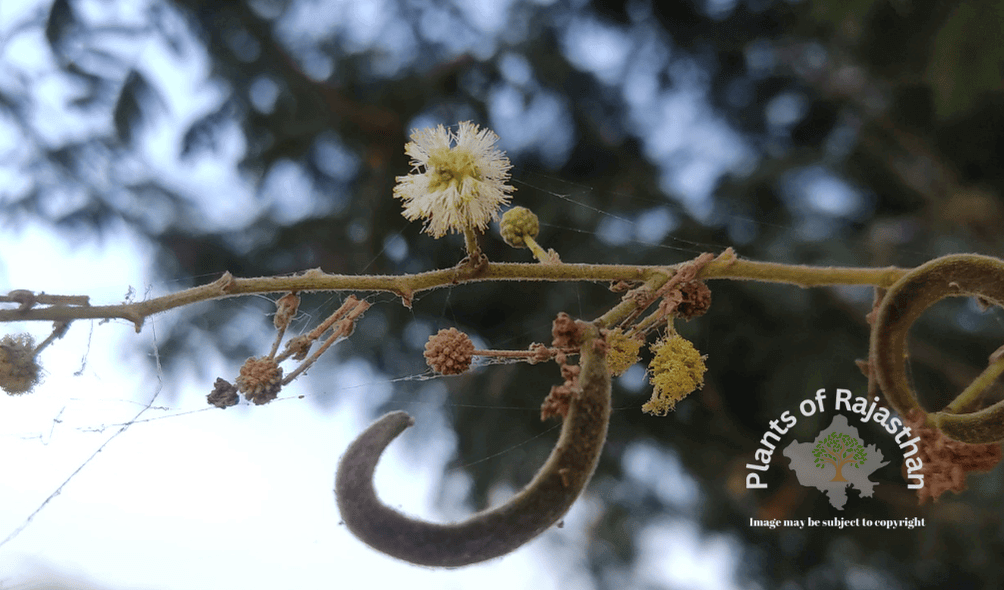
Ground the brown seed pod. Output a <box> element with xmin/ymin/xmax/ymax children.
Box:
<box><xmin>335</xmin><ymin>322</ymin><xmax>611</xmax><ymax>567</ymax></box>
<box><xmin>870</xmin><ymin>254</ymin><xmax>1004</xmax><ymax>443</ymax></box>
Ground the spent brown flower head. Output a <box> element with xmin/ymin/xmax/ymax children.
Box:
<box><xmin>424</xmin><ymin>328</ymin><xmax>475</xmax><ymax>375</ymax></box>
<box><xmin>208</xmin><ymin>378</ymin><xmax>240</xmax><ymax>408</ymax></box>
<box><xmin>541</xmin><ymin>383</ymin><xmax>573</xmax><ymax>421</ymax></box>
<box><xmin>527</xmin><ymin>342</ymin><xmax>551</xmax><ymax>364</ymax></box>
<box><xmin>902</xmin><ymin>409</ymin><xmax>1002</xmax><ymax>504</ymax></box>
<box><xmin>236</xmin><ymin>356</ymin><xmax>283</xmax><ymax>405</ymax></box>
<box><xmin>676</xmin><ymin>281</ymin><xmax>712</xmax><ymax>319</ymax></box>
<box><xmin>0</xmin><ymin>333</ymin><xmax>41</xmax><ymax>395</ymax></box>
<box><xmin>551</xmin><ymin>312</ymin><xmax>580</xmax><ymax>349</ymax></box>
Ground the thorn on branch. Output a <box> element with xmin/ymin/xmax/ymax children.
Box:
<box><xmin>215</xmin><ymin>271</ymin><xmax>236</xmax><ymax>294</ymax></box>
<box><xmin>396</xmin><ymin>288</ymin><xmax>414</xmax><ymax>309</ymax></box>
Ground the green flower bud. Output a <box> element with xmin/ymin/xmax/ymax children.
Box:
<box><xmin>500</xmin><ymin>206</ymin><xmax>540</xmax><ymax>248</ymax></box>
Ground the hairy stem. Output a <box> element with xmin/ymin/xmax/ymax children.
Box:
<box><xmin>523</xmin><ymin>235</ymin><xmax>549</xmax><ymax>262</ymax></box>
<box><xmin>463</xmin><ymin>226</ymin><xmax>482</xmax><ymax>259</ymax></box>
<box><xmin>0</xmin><ymin>256</ymin><xmax>910</xmax><ymax>331</ymax></box>
<box><xmin>334</xmin><ymin>323</ymin><xmax>611</xmax><ymax>567</ymax></box>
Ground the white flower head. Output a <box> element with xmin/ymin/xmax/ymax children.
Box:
<box><xmin>394</xmin><ymin>121</ymin><xmax>514</xmax><ymax>238</ymax></box>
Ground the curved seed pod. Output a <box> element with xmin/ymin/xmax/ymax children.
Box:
<box><xmin>334</xmin><ymin>324</ymin><xmax>611</xmax><ymax>567</ymax></box>
<box><xmin>936</xmin><ymin>402</ymin><xmax>1004</xmax><ymax>443</ymax></box>
<box><xmin>870</xmin><ymin>254</ymin><xmax>1004</xmax><ymax>443</ymax></box>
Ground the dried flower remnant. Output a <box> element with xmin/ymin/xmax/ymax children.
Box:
<box><xmin>236</xmin><ymin>356</ymin><xmax>283</xmax><ymax>405</ymax></box>
<box><xmin>540</xmin><ymin>350</ymin><xmax>580</xmax><ymax>421</ymax></box>
<box><xmin>901</xmin><ymin>410</ymin><xmax>1002</xmax><ymax>504</ymax></box>
<box><xmin>527</xmin><ymin>342</ymin><xmax>552</xmax><ymax>364</ymax></box>
<box><xmin>424</xmin><ymin>328</ymin><xmax>475</xmax><ymax>375</ymax></box>
<box><xmin>282</xmin><ymin>335</ymin><xmax>312</xmax><ymax>361</ymax></box>
<box><xmin>675</xmin><ymin>280</ymin><xmax>712</xmax><ymax>320</ymax></box>
<box><xmin>208</xmin><ymin>378</ymin><xmax>240</xmax><ymax>409</ymax></box>
<box><xmin>655</xmin><ymin>253</ymin><xmax>715</xmax><ymax>321</ymax></box>
<box><xmin>273</xmin><ymin>293</ymin><xmax>300</xmax><ymax>330</ymax></box>
<box><xmin>540</xmin><ymin>312</ymin><xmax>587</xmax><ymax>420</ymax></box>
<box><xmin>550</xmin><ymin>312</ymin><xmax>580</xmax><ymax>349</ymax></box>
<box><xmin>393</xmin><ymin>121</ymin><xmax>514</xmax><ymax>240</ymax></box>
<box><xmin>644</xmin><ymin>334</ymin><xmax>706</xmax><ymax>416</ymax></box>
<box><xmin>0</xmin><ymin>333</ymin><xmax>41</xmax><ymax>395</ymax></box>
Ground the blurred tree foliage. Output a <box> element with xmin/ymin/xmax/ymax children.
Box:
<box><xmin>3</xmin><ymin>0</ymin><xmax>1004</xmax><ymax>587</ymax></box>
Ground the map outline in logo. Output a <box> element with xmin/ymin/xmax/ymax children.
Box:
<box><xmin>782</xmin><ymin>414</ymin><xmax>889</xmax><ymax>510</ymax></box>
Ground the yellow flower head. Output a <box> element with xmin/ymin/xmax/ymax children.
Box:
<box><xmin>605</xmin><ymin>329</ymin><xmax>642</xmax><ymax>376</ymax></box>
<box><xmin>643</xmin><ymin>334</ymin><xmax>706</xmax><ymax>416</ymax></box>
<box><xmin>393</xmin><ymin>121</ymin><xmax>514</xmax><ymax>238</ymax></box>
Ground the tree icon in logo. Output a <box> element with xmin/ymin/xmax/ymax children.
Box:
<box><xmin>812</xmin><ymin>432</ymin><xmax>868</xmax><ymax>482</ymax></box>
